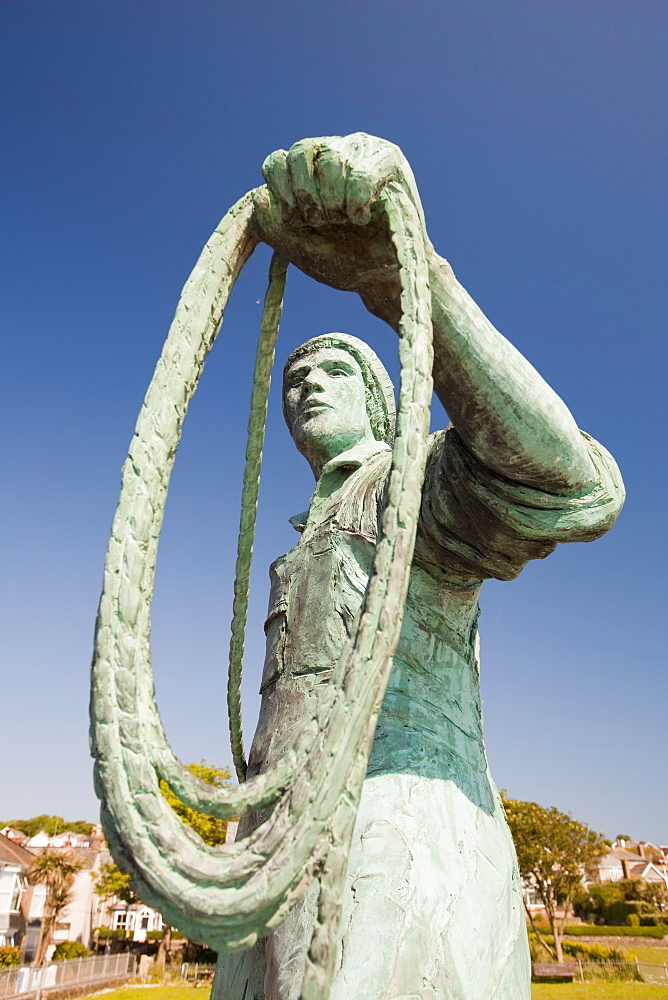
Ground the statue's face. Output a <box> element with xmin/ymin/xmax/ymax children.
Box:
<box><xmin>283</xmin><ymin>347</ymin><xmax>375</xmax><ymax>473</ymax></box>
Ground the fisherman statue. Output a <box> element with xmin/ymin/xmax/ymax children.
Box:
<box><xmin>91</xmin><ymin>134</ymin><xmax>624</xmax><ymax>1000</ymax></box>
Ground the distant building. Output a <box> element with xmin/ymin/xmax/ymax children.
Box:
<box><xmin>0</xmin><ymin>828</ymin><xmax>29</xmax><ymax>846</ymax></box>
<box><xmin>0</xmin><ymin>834</ymin><xmax>33</xmax><ymax>948</ymax></box>
<box><xmin>24</xmin><ymin>831</ymin><xmax>92</xmax><ymax>851</ymax></box>
<box><xmin>595</xmin><ymin>842</ymin><xmax>668</xmax><ymax>887</ymax></box>
<box><xmin>109</xmin><ymin>902</ymin><xmax>163</xmax><ymax>943</ymax></box>
<box><xmin>9</xmin><ymin>825</ymin><xmax>163</xmax><ymax>959</ymax></box>
<box><xmin>22</xmin><ymin>846</ymin><xmax>108</xmax><ymax>961</ymax></box>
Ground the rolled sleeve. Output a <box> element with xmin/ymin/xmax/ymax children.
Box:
<box><xmin>414</xmin><ymin>427</ymin><xmax>625</xmax><ymax>582</ymax></box>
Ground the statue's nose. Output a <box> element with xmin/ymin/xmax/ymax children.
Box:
<box><xmin>303</xmin><ymin>370</ymin><xmax>325</xmax><ymax>392</ymax></box>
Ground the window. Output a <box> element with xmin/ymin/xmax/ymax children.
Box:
<box><xmin>0</xmin><ymin>872</ymin><xmax>16</xmax><ymax>913</ymax></box>
<box><xmin>29</xmin><ymin>884</ymin><xmax>47</xmax><ymax>918</ymax></box>
<box><xmin>0</xmin><ymin>872</ymin><xmax>26</xmax><ymax>913</ymax></box>
<box><xmin>113</xmin><ymin>912</ymin><xmax>128</xmax><ymax>929</ymax></box>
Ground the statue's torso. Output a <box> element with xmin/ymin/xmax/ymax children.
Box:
<box><xmin>249</xmin><ymin>464</ymin><xmax>492</xmax><ymax>810</ymax></box>
<box><xmin>234</xmin><ymin>442</ymin><xmax>529</xmax><ymax>1000</ymax></box>
<box><xmin>217</xmin><ymin>429</ymin><xmax>621</xmax><ymax>999</ymax></box>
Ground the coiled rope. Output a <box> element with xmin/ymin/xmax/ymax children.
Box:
<box><xmin>90</xmin><ymin>176</ymin><xmax>432</xmax><ymax>999</ymax></box>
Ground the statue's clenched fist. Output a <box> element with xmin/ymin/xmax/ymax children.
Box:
<box><xmin>251</xmin><ymin>134</ymin><xmax>429</xmax><ymax>321</ymax></box>
<box><xmin>259</xmin><ymin>132</ymin><xmax>426</xmax><ymax>230</ymax></box>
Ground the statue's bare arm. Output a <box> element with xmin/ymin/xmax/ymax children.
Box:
<box><xmin>254</xmin><ymin>133</ymin><xmax>597</xmax><ymax>495</ymax></box>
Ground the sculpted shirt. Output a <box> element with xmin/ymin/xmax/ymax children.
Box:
<box><xmin>248</xmin><ymin>427</ymin><xmax>622</xmax><ymax>788</ymax></box>
<box><xmin>228</xmin><ymin>427</ymin><xmax>623</xmax><ymax>1000</ymax></box>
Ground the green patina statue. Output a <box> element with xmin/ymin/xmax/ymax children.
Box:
<box><xmin>91</xmin><ymin>134</ymin><xmax>624</xmax><ymax>1000</ymax></box>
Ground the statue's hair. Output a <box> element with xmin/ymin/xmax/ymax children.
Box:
<box><xmin>282</xmin><ymin>333</ymin><xmax>396</xmax><ymax>445</ymax></box>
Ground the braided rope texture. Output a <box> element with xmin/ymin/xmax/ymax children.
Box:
<box><xmin>228</xmin><ymin>253</ymin><xmax>288</xmax><ymax>784</ymax></box>
<box><xmin>90</xmin><ymin>168</ymin><xmax>433</xmax><ymax>995</ymax></box>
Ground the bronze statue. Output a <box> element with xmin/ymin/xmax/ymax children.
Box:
<box><xmin>91</xmin><ymin>134</ymin><xmax>623</xmax><ymax>999</ymax></box>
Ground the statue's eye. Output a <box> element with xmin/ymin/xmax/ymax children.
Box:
<box><xmin>329</xmin><ymin>367</ymin><xmax>347</xmax><ymax>377</ymax></box>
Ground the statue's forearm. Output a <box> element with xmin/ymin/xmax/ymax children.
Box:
<box><xmin>253</xmin><ymin>200</ymin><xmax>597</xmax><ymax>494</ymax></box>
<box><xmin>425</xmin><ymin>250</ymin><xmax>597</xmax><ymax>494</ymax></box>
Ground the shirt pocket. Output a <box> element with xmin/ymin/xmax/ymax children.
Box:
<box><xmin>259</xmin><ymin>558</ymin><xmax>289</xmax><ymax>693</ymax></box>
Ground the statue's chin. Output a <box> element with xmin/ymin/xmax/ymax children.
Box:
<box><xmin>294</xmin><ymin>423</ymin><xmax>362</xmax><ymax>474</ymax></box>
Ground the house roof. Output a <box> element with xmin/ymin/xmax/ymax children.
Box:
<box><xmin>0</xmin><ymin>827</ymin><xmax>28</xmax><ymax>841</ymax></box>
<box><xmin>0</xmin><ymin>832</ymin><xmax>35</xmax><ymax>867</ymax></box>
<box><xmin>69</xmin><ymin>847</ymin><xmax>102</xmax><ymax>871</ymax></box>
<box><xmin>22</xmin><ymin>844</ymin><xmax>106</xmax><ymax>871</ymax></box>
<box><xmin>606</xmin><ymin>848</ymin><xmax>646</xmax><ymax>861</ymax></box>
<box><xmin>627</xmin><ymin>862</ymin><xmax>668</xmax><ymax>883</ymax></box>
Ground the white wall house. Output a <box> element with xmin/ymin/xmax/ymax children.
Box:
<box><xmin>0</xmin><ymin>862</ymin><xmax>26</xmax><ymax>947</ymax></box>
<box><xmin>3</xmin><ymin>829</ymin><xmax>166</xmax><ymax>955</ymax></box>
<box><xmin>110</xmin><ymin>902</ymin><xmax>163</xmax><ymax>942</ymax></box>
<box><xmin>0</xmin><ymin>835</ymin><xmax>32</xmax><ymax>948</ymax></box>
<box><xmin>596</xmin><ymin>846</ymin><xmax>668</xmax><ymax>886</ymax></box>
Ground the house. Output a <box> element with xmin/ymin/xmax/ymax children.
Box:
<box><xmin>109</xmin><ymin>902</ymin><xmax>163</xmax><ymax>943</ymax></box>
<box><xmin>5</xmin><ymin>826</ymin><xmax>168</xmax><ymax>956</ymax></box>
<box><xmin>22</xmin><ymin>846</ymin><xmax>110</xmax><ymax>960</ymax></box>
<box><xmin>0</xmin><ymin>828</ymin><xmax>29</xmax><ymax>846</ymax></box>
<box><xmin>595</xmin><ymin>845</ymin><xmax>668</xmax><ymax>887</ymax></box>
<box><xmin>25</xmin><ymin>831</ymin><xmax>93</xmax><ymax>851</ymax></box>
<box><xmin>0</xmin><ymin>834</ymin><xmax>33</xmax><ymax>948</ymax></box>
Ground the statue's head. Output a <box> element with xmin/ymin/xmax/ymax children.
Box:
<box><xmin>283</xmin><ymin>333</ymin><xmax>396</xmax><ymax>476</ymax></box>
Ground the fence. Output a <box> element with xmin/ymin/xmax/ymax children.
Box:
<box><xmin>575</xmin><ymin>958</ymin><xmax>668</xmax><ymax>983</ymax></box>
<box><xmin>636</xmin><ymin>960</ymin><xmax>668</xmax><ymax>985</ymax></box>
<box><xmin>179</xmin><ymin>963</ymin><xmax>216</xmax><ymax>982</ymax></box>
<box><xmin>0</xmin><ymin>953</ymin><xmax>136</xmax><ymax>1000</ymax></box>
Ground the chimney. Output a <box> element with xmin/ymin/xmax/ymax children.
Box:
<box><xmin>638</xmin><ymin>843</ymin><xmax>646</xmax><ymax>859</ymax></box>
<box><xmin>621</xmin><ymin>859</ymin><xmax>631</xmax><ymax>878</ymax></box>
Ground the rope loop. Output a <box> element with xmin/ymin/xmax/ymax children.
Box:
<box><xmin>228</xmin><ymin>253</ymin><xmax>288</xmax><ymax>783</ymax></box>
<box><xmin>90</xmin><ymin>174</ymin><xmax>433</xmax><ymax>1000</ymax></box>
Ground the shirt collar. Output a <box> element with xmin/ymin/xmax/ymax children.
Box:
<box><xmin>320</xmin><ymin>437</ymin><xmax>391</xmax><ymax>476</ymax></box>
<box><xmin>289</xmin><ymin>438</ymin><xmax>391</xmax><ymax>533</ymax></box>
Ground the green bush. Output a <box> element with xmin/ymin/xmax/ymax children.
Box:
<box><xmin>564</xmin><ymin>923</ymin><xmax>667</xmax><ymax>938</ymax></box>
<box><xmin>529</xmin><ymin>931</ymin><xmax>631</xmax><ymax>962</ymax></box>
<box><xmin>0</xmin><ymin>946</ymin><xmax>21</xmax><ymax>967</ymax></box>
<box><xmin>146</xmin><ymin>930</ymin><xmax>163</xmax><ymax>941</ymax></box>
<box><xmin>528</xmin><ymin>932</ymin><xmax>628</xmax><ymax>962</ymax></box>
<box><xmin>53</xmin><ymin>942</ymin><xmax>90</xmax><ymax>961</ymax></box>
<box><xmin>627</xmin><ymin>913</ymin><xmax>640</xmax><ymax>926</ymax></box>
<box><xmin>640</xmin><ymin>914</ymin><xmax>668</xmax><ymax>927</ymax></box>
<box><xmin>94</xmin><ymin>927</ymin><xmax>127</xmax><ymax>941</ymax></box>
<box><xmin>602</xmin><ymin>899</ymin><xmax>659</xmax><ymax>923</ymax></box>
<box><xmin>563</xmin><ymin>941</ymin><xmax>629</xmax><ymax>961</ymax></box>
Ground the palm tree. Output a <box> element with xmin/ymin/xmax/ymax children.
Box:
<box><xmin>28</xmin><ymin>849</ymin><xmax>82</xmax><ymax>964</ymax></box>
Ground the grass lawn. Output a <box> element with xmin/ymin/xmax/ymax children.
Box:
<box><xmin>84</xmin><ymin>986</ymin><xmax>211</xmax><ymax>1000</ymax></box>
<box><xmin>81</xmin><ymin>980</ymin><xmax>668</xmax><ymax>1000</ymax></box>
<box><xmin>626</xmin><ymin>945</ymin><xmax>668</xmax><ymax>964</ymax></box>
<box><xmin>533</xmin><ymin>986</ymin><xmax>668</xmax><ymax>999</ymax></box>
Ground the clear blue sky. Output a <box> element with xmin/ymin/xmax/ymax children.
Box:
<box><xmin>1</xmin><ymin>0</ymin><xmax>666</xmax><ymax>844</ymax></box>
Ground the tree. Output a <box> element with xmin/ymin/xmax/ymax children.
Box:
<box><xmin>28</xmin><ymin>849</ymin><xmax>83</xmax><ymax>965</ymax></box>
<box><xmin>636</xmin><ymin>880</ymin><xmax>668</xmax><ymax>913</ymax></box>
<box><xmin>156</xmin><ymin>761</ymin><xmax>233</xmax><ymax>968</ymax></box>
<box><xmin>4</xmin><ymin>816</ymin><xmax>93</xmax><ymax>838</ymax></box>
<box><xmin>92</xmin><ymin>862</ymin><xmax>138</xmax><ymax>906</ymax></box>
<box><xmin>93</xmin><ymin>762</ymin><xmax>233</xmax><ymax>968</ymax></box>
<box><xmin>159</xmin><ymin>760</ymin><xmax>233</xmax><ymax>847</ymax></box>
<box><xmin>502</xmin><ymin>795</ymin><xmax>605</xmax><ymax>962</ymax></box>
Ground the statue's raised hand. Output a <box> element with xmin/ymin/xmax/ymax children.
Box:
<box><xmin>259</xmin><ymin>133</ymin><xmax>425</xmax><ymax>228</ymax></box>
<box><xmin>252</xmin><ymin>133</ymin><xmax>429</xmax><ymax>325</ymax></box>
